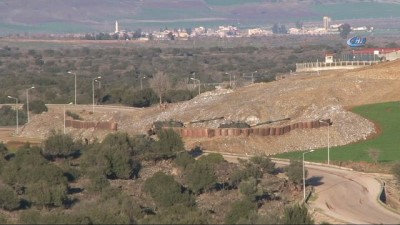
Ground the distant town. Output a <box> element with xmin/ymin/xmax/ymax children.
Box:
<box><xmin>4</xmin><ymin>16</ymin><xmax>372</xmax><ymax>41</ymax></box>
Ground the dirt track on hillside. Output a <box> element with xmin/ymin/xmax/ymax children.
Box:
<box><xmin>18</xmin><ymin>60</ymin><xmax>400</xmax><ymax>155</ymax></box>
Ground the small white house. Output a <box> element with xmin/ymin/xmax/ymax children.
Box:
<box><xmin>325</xmin><ymin>53</ymin><xmax>334</xmax><ymax>63</ymax></box>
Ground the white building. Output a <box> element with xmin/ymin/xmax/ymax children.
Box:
<box><xmin>323</xmin><ymin>16</ymin><xmax>331</xmax><ymax>30</ymax></box>
<box><xmin>115</xmin><ymin>21</ymin><xmax>119</xmax><ymax>33</ymax></box>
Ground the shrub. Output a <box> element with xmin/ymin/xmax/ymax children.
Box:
<box><xmin>197</xmin><ymin>153</ymin><xmax>225</xmax><ymax>165</ymax></box>
<box><xmin>43</xmin><ymin>130</ymin><xmax>78</xmax><ymax>158</ymax></box>
<box><xmin>23</xmin><ymin>100</ymin><xmax>48</xmax><ymax>114</ymax></box>
<box><xmin>392</xmin><ymin>163</ymin><xmax>400</xmax><ymax>184</ymax></box>
<box><xmin>140</xmin><ymin>204</ymin><xmax>209</xmax><ymax>224</ymax></box>
<box><xmin>85</xmin><ymin>200</ymin><xmax>131</xmax><ymax>224</ymax></box>
<box><xmin>225</xmin><ymin>199</ymin><xmax>257</xmax><ymax>224</ymax></box>
<box><xmin>144</xmin><ymin>172</ymin><xmax>193</xmax><ymax>208</ymax></box>
<box><xmin>286</xmin><ymin>160</ymin><xmax>305</xmax><ymax>186</ymax></box>
<box><xmin>1</xmin><ymin>146</ymin><xmax>47</xmax><ymax>186</ymax></box>
<box><xmin>122</xmin><ymin>88</ymin><xmax>159</xmax><ymax>107</ymax></box>
<box><xmin>239</xmin><ymin>177</ymin><xmax>263</xmax><ymax>202</ymax></box>
<box><xmin>165</xmin><ymin>89</ymin><xmax>194</xmax><ymax>103</ymax></box>
<box><xmin>1</xmin><ymin>146</ymin><xmax>69</xmax><ymax>208</ymax></box>
<box><xmin>0</xmin><ymin>184</ymin><xmax>20</xmax><ymax>211</ymax></box>
<box><xmin>0</xmin><ymin>143</ymin><xmax>8</xmax><ymax>173</ymax></box>
<box><xmin>87</xmin><ymin>173</ymin><xmax>110</xmax><ymax>193</ymax></box>
<box><xmin>174</xmin><ymin>151</ymin><xmax>195</xmax><ymax>169</ymax></box>
<box><xmin>229</xmin><ymin>161</ymin><xmax>263</xmax><ymax>188</ymax></box>
<box><xmin>249</xmin><ymin>155</ymin><xmax>276</xmax><ymax>174</ymax></box>
<box><xmin>82</xmin><ymin>133</ymin><xmax>142</xmax><ymax>179</ymax></box>
<box><xmin>0</xmin><ymin>142</ymin><xmax>8</xmax><ymax>156</ymax></box>
<box><xmin>185</xmin><ymin>161</ymin><xmax>216</xmax><ymax>194</ymax></box>
<box><xmin>0</xmin><ymin>214</ymin><xmax>7</xmax><ymax>224</ymax></box>
<box><xmin>282</xmin><ymin>204</ymin><xmax>314</xmax><ymax>224</ymax></box>
<box><xmin>65</xmin><ymin>110</ymin><xmax>81</xmax><ymax>120</ymax></box>
<box><xmin>151</xmin><ymin>120</ymin><xmax>184</xmax><ymax>134</ymax></box>
<box><xmin>19</xmin><ymin>209</ymin><xmax>41</xmax><ymax>224</ymax></box>
<box><xmin>0</xmin><ymin>105</ymin><xmax>27</xmax><ymax>126</ymax></box>
<box><xmin>148</xmin><ymin>129</ymin><xmax>184</xmax><ymax>161</ymax></box>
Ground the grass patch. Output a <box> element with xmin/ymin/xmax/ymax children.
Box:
<box><xmin>274</xmin><ymin>101</ymin><xmax>400</xmax><ymax>163</ymax></box>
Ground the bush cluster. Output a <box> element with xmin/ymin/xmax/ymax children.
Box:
<box><xmin>65</xmin><ymin>110</ymin><xmax>81</xmax><ymax>120</ymax></box>
<box><xmin>23</xmin><ymin>100</ymin><xmax>48</xmax><ymax>114</ymax></box>
<box><xmin>0</xmin><ymin>105</ymin><xmax>27</xmax><ymax>126</ymax></box>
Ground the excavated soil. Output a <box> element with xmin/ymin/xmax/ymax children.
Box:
<box><xmin>16</xmin><ymin>60</ymin><xmax>400</xmax><ymax>155</ymax></box>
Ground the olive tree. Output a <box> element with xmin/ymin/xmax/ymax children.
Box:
<box><xmin>144</xmin><ymin>172</ymin><xmax>193</xmax><ymax>208</ymax></box>
<box><xmin>42</xmin><ymin>130</ymin><xmax>78</xmax><ymax>158</ymax></box>
<box><xmin>0</xmin><ymin>184</ymin><xmax>20</xmax><ymax>211</ymax></box>
<box><xmin>283</xmin><ymin>204</ymin><xmax>314</xmax><ymax>224</ymax></box>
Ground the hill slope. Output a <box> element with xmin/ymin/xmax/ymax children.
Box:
<box><xmin>20</xmin><ymin>60</ymin><xmax>400</xmax><ymax>155</ymax></box>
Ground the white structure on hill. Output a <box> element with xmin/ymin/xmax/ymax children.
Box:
<box><xmin>323</xmin><ymin>16</ymin><xmax>331</xmax><ymax>30</ymax></box>
<box><xmin>115</xmin><ymin>21</ymin><xmax>119</xmax><ymax>33</ymax></box>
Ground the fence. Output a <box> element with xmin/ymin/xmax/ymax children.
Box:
<box><xmin>65</xmin><ymin>120</ymin><xmax>118</xmax><ymax>131</ymax></box>
<box><xmin>296</xmin><ymin>61</ymin><xmax>379</xmax><ymax>72</ymax></box>
<box><xmin>165</xmin><ymin>119</ymin><xmax>331</xmax><ymax>138</ymax></box>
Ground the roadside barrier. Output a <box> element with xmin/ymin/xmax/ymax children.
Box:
<box><xmin>166</xmin><ymin>119</ymin><xmax>331</xmax><ymax>138</ymax></box>
<box><xmin>65</xmin><ymin>119</ymin><xmax>118</xmax><ymax>131</ymax></box>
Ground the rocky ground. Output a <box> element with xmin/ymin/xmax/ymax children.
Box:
<box><xmin>14</xmin><ymin>60</ymin><xmax>400</xmax><ymax>155</ymax></box>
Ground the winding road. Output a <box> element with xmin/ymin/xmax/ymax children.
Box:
<box><xmin>218</xmin><ymin>153</ymin><xmax>400</xmax><ymax>224</ymax></box>
<box><xmin>306</xmin><ymin>163</ymin><xmax>400</xmax><ymax>224</ymax></box>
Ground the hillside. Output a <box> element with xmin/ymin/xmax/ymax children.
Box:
<box><xmin>1</xmin><ymin>0</ymin><xmax>400</xmax><ymax>34</ymax></box>
<box><xmin>19</xmin><ymin>59</ymin><xmax>400</xmax><ymax>156</ymax></box>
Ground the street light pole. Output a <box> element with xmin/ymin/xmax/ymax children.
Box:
<box><xmin>64</xmin><ymin>102</ymin><xmax>73</xmax><ymax>134</ymax></box>
<box><xmin>225</xmin><ymin>72</ymin><xmax>231</xmax><ymax>87</ymax></box>
<box><xmin>319</xmin><ymin>120</ymin><xmax>330</xmax><ymax>165</ymax></box>
<box><xmin>303</xmin><ymin>149</ymin><xmax>314</xmax><ymax>200</ymax></box>
<box><xmin>252</xmin><ymin>70</ymin><xmax>258</xmax><ymax>84</ymax></box>
<box><xmin>190</xmin><ymin>78</ymin><xmax>200</xmax><ymax>95</ymax></box>
<box><xmin>67</xmin><ymin>71</ymin><xmax>77</xmax><ymax>105</ymax></box>
<box><xmin>8</xmin><ymin>96</ymin><xmax>18</xmax><ymax>135</ymax></box>
<box><xmin>92</xmin><ymin>76</ymin><xmax>101</xmax><ymax>113</ymax></box>
<box><xmin>191</xmin><ymin>72</ymin><xmax>196</xmax><ymax>86</ymax></box>
<box><xmin>26</xmin><ymin>86</ymin><xmax>35</xmax><ymax>123</ymax></box>
<box><xmin>140</xmin><ymin>76</ymin><xmax>146</xmax><ymax>90</ymax></box>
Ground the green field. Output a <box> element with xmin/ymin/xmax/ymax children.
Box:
<box><xmin>275</xmin><ymin>102</ymin><xmax>400</xmax><ymax>164</ymax></box>
<box><xmin>204</xmin><ymin>0</ymin><xmax>261</xmax><ymax>6</ymax></box>
<box><xmin>312</xmin><ymin>2</ymin><xmax>400</xmax><ymax>20</ymax></box>
<box><xmin>0</xmin><ymin>22</ymin><xmax>93</xmax><ymax>34</ymax></box>
<box><xmin>134</xmin><ymin>7</ymin><xmax>217</xmax><ymax>20</ymax></box>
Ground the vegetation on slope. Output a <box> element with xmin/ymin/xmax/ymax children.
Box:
<box><xmin>0</xmin><ymin>130</ymin><xmax>314</xmax><ymax>224</ymax></box>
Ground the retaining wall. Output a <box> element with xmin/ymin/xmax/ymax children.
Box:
<box><xmin>65</xmin><ymin>120</ymin><xmax>118</xmax><ymax>131</ymax></box>
<box><xmin>165</xmin><ymin>119</ymin><xmax>331</xmax><ymax>138</ymax></box>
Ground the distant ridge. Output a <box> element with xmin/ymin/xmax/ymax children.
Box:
<box><xmin>0</xmin><ymin>0</ymin><xmax>399</xmax><ymax>34</ymax></box>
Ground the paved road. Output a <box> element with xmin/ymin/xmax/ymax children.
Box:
<box><xmin>306</xmin><ymin>164</ymin><xmax>400</xmax><ymax>224</ymax></box>
<box><xmin>217</xmin><ymin>153</ymin><xmax>400</xmax><ymax>224</ymax></box>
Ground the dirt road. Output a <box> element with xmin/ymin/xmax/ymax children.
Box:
<box><xmin>0</xmin><ymin>126</ymin><xmax>41</xmax><ymax>148</ymax></box>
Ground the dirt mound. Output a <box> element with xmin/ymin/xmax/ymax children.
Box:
<box><xmin>20</xmin><ymin>60</ymin><xmax>400</xmax><ymax>154</ymax></box>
